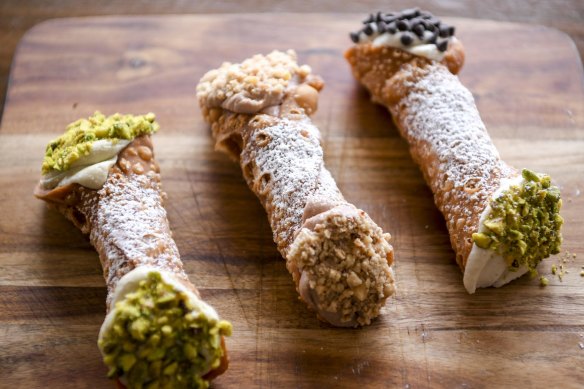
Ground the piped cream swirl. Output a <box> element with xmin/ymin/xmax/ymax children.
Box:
<box><xmin>350</xmin><ymin>9</ymin><xmax>456</xmax><ymax>61</ymax></box>
<box><xmin>358</xmin><ymin>31</ymin><xmax>455</xmax><ymax>62</ymax></box>
<box><xmin>40</xmin><ymin>139</ymin><xmax>129</xmax><ymax>190</ymax></box>
<box><xmin>464</xmin><ymin>176</ymin><xmax>527</xmax><ymax>294</ymax></box>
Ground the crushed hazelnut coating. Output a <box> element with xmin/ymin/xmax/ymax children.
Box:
<box><xmin>196</xmin><ymin>50</ymin><xmax>312</xmax><ymax>114</ymax></box>
<box><xmin>42</xmin><ymin>111</ymin><xmax>159</xmax><ymax>174</ymax></box>
<box><xmin>99</xmin><ymin>271</ymin><xmax>232</xmax><ymax>389</ymax></box>
<box><xmin>197</xmin><ymin>50</ymin><xmax>395</xmax><ymax>326</ymax></box>
<box><xmin>288</xmin><ymin>209</ymin><xmax>394</xmax><ymax>326</ymax></box>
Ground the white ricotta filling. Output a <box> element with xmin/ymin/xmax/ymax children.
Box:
<box><xmin>41</xmin><ymin>139</ymin><xmax>130</xmax><ymax>190</ymax></box>
<box><xmin>358</xmin><ymin>29</ymin><xmax>453</xmax><ymax>61</ymax></box>
<box><xmin>463</xmin><ymin>175</ymin><xmax>528</xmax><ymax>294</ymax></box>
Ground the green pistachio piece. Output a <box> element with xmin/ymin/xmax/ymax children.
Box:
<box><xmin>147</xmin><ymin>348</ymin><xmax>166</xmax><ymax>362</ymax></box>
<box><xmin>163</xmin><ymin>362</ymin><xmax>178</xmax><ymax>376</ymax></box>
<box><xmin>156</xmin><ymin>294</ymin><xmax>176</xmax><ymax>307</ymax></box>
<box><xmin>546</xmin><ymin>188</ymin><xmax>561</xmax><ymax>203</ymax></box>
<box><xmin>148</xmin><ymin>334</ymin><xmax>161</xmax><ymax>346</ymax></box>
<box><xmin>107</xmin><ymin>366</ymin><xmax>118</xmax><ymax>378</ymax></box>
<box><xmin>484</xmin><ymin>218</ymin><xmax>505</xmax><ymax>234</ymax></box>
<box><xmin>130</xmin><ymin>317</ymin><xmax>151</xmax><ymax>341</ymax></box>
<box><xmin>472</xmin><ymin>233</ymin><xmax>492</xmax><ymax>249</ymax></box>
<box><xmin>123</xmin><ymin>341</ymin><xmax>136</xmax><ymax>353</ymax></box>
<box><xmin>517</xmin><ymin>240</ymin><xmax>528</xmax><ymax>255</ymax></box>
<box><xmin>522</xmin><ymin>169</ymin><xmax>540</xmax><ymax>183</ymax></box>
<box><xmin>508</xmin><ymin>229</ymin><xmax>524</xmax><ymax>240</ymax></box>
<box><xmin>120</xmin><ymin>353</ymin><xmax>137</xmax><ymax>372</ymax></box>
<box><xmin>184</xmin><ymin>343</ymin><xmax>198</xmax><ymax>361</ymax></box>
<box><xmin>104</xmin><ymin>354</ymin><xmax>116</xmax><ymax>366</ymax></box>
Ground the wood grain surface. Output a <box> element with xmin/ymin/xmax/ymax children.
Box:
<box><xmin>1</xmin><ymin>1</ymin><xmax>584</xmax><ymax>123</ymax></box>
<box><xmin>1</xmin><ymin>14</ymin><xmax>583</xmax><ymax>389</ymax></box>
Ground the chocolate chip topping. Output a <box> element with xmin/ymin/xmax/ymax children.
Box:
<box><xmin>401</xmin><ymin>8</ymin><xmax>420</xmax><ymax>19</ymax></box>
<box><xmin>382</xmin><ymin>14</ymin><xmax>397</xmax><ymax>24</ymax></box>
<box><xmin>436</xmin><ymin>39</ymin><xmax>449</xmax><ymax>52</ymax></box>
<box><xmin>412</xmin><ymin>23</ymin><xmax>425</xmax><ymax>38</ymax></box>
<box><xmin>396</xmin><ymin>20</ymin><xmax>410</xmax><ymax>31</ymax></box>
<box><xmin>364</xmin><ymin>23</ymin><xmax>375</xmax><ymax>35</ymax></box>
<box><xmin>439</xmin><ymin>24</ymin><xmax>453</xmax><ymax>38</ymax></box>
<box><xmin>400</xmin><ymin>32</ymin><xmax>414</xmax><ymax>46</ymax></box>
<box><xmin>349</xmin><ymin>8</ymin><xmax>455</xmax><ymax>55</ymax></box>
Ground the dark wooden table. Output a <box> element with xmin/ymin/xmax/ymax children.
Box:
<box><xmin>1</xmin><ymin>0</ymin><xmax>583</xmax><ymax>121</ymax></box>
<box><xmin>1</xmin><ymin>11</ymin><xmax>583</xmax><ymax>389</ymax></box>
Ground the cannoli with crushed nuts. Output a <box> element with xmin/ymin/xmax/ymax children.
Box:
<box><xmin>197</xmin><ymin>50</ymin><xmax>395</xmax><ymax>327</ymax></box>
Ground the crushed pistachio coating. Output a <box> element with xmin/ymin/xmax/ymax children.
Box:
<box><xmin>98</xmin><ymin>272</ymin><xmax>232</xmax><ymax>389</ymax></box>
<box><xmin>42</xmin><ymin>111</ymin><xmax>159</xmax><ymax>174</ymax></box>
<box><xmin>472</xmin><ymin>169</ymin><xmax>563</xmax><ymax>273</ymax></box>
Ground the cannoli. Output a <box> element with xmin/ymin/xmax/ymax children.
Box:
<box><xmin>345</xmin><ymin>9</ymin><xmax>563</xmax><ymax>293</ymax></box>
<box><xmin>196</xmin><ymin>50</ymin><xmax>395</xmax><ymax>327</ymax></box>
<box><xmin>34</xmin><ymin>112</ymin><xmax>231</xmax><ymax>388</ymax></box>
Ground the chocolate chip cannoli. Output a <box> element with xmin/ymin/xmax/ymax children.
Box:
<box><xmin>197</xmin><ymin>50</ymin><xmax>395</xmax><ymax>327</ymax></box>
<box><xmin>345</xmin><ymin>9</ymin><xmax>563</xmax><ymax>293</ymax></box>
<box><xmin>35</xmin><ymin>112</ymin><xmax>231</xmax><ymax>388</ymax></box>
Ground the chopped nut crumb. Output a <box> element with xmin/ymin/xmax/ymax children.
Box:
<box><xmin>548</xmin><ymin>250</ymin><xmax>578</xmax><ymax>283</ymax></box>
<box><xmin>288</xmin><ymin>208</ymin><xmax>395</xmax><ymax>327</ymax></box>
<box><xmin>197</xmin><ymin>50</ymin><xmax>311</xmax><ymax>114</ymax></box>
<box><xmin>540</xmin><ymin>276</ymin><xmax>549</xmax><ymax>286</ymax></box>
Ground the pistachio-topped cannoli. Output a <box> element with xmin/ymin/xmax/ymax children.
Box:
<box><xmin>345</xmin><ymin>9</ymin><xmax>563</xmax><ymax>293</ymax></box>
<box><xmin>35</xmin><ymin>112</ymin><xmax>231</xmax><ymax>388</ymax></box>
<box><xmin>197</xmin><ymin>50</ymin><xmax>395</xmax><ymax>327</ymax></box>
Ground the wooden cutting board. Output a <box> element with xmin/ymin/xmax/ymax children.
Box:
<box><xmin>1</xmin><ymin>14</ymin><xmax>583</xmax><ymax>388</ymax></box>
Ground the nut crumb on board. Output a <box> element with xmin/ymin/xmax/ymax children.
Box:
<box><xmin>540</xmin><ymin>250</ymin><xmax>579</xmax><ymax>286</ymax></box>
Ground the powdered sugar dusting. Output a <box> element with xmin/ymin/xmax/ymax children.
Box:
<box><xmin>236</xmin><ymin>112</ymin><xmax>394</xmax><ymax>326</ymax></box>
<box><xmin>242</xmin><ymin>117</ymin><xmax>337</xmax><ymax>253</ymax></box>
<box><xmin>391</xmin><ymin>63</ymin><xmax>515</xmax><ymax>266</ymax></box>
<box><xmin>78</xmin><ymin>169</ymin><xmax>189</xmax><ymax>307</ymax></box>
<box><xmin>400</xmin><ymin>64</ymin><xmax>501</xmax><ymax>190</ymax></box>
